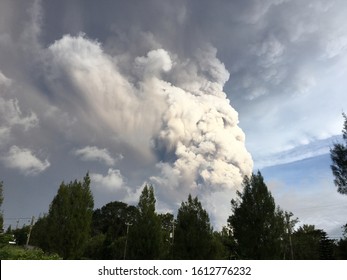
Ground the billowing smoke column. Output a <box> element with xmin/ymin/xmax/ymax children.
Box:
<box><xmin>146</xmin><ymin>47</ymin><xmax>254</xmax><ymax>191</ymax></box>
<box><xmin>44</xmin><ymin>34</ymin><xmax>253</xmax><ymax>226</ymax></box>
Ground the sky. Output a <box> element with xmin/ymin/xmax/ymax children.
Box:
<box><xmin>1</xmin><ymin>0</ymin><xmax>347</xmax><ymax>238</ymax></box>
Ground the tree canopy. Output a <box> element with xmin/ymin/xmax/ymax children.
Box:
<box><xmin>127</xmin><ymin>184</ymin><xmax>163</xmax><ymax>259</ymax></box>
<box><xmin>228</xmin><ymin>171</ymin><xmax>292</xmax><ymax>259</ymax></box>
<box><xmin>4</xmin><ymin>171</ymin><xmax>346</xmax><ymax>260</ymax></box>
<box><xmin>174</xmin><ymin>194</ymin><xmax>215</xmax><ymax>259</ymax></box>
<box><xmin>87</xmin><ymin>201</ymin><xmax>137</xmax><ymax>259</ymax></box>
<box><xmin>291</xmin><ymin>224</ymin><xmax>334</xmax><ymax>260</ymax></box>
<box><xmin>41</xmin><ymin>173</ymin><xmax>94</xmax><ymax>259</ymax></box>
<box><xmin>330</xmin><ymin>112</ymin><xmax>347</xmax><ymax>194</ymax></box>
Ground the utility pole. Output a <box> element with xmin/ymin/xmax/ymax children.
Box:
<box><xmin>26</xmin><ymin>216</ymin><xmax>35</xmax><ymax>247</ymax></box>
<box><xmin>123</xmin><ymin>222</ymin><xmax>132</xmax><ymax>260</ymax></box>
<box><xmin>285</xmin><ymin>213</ymin><xmax>294</xmax><ymax>260</ymax></box>
<box><xmin>171</xmin><ymin>218</ymin><xmax>175</xmax><ymax>259</ymax></box>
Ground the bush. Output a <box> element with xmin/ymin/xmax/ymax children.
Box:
<box><xmin>0</xmin><ymin>245</ymin><xmax>61</xmax><ymax>260</ymax></box>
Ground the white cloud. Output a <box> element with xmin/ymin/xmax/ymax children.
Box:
<box><xmin>0</xmin><ymin>71</ymin><xmax>12</xmax><ymax>88</ymax></box>
<box><xmin>268</xmin><ymin>176</ymin><xmax>347</xmax><ymax>238</ymax></box>
<box><xmin>91</xmin><ymin>168</ymin><xmax>125</xmax><ymax>191</ymax></box>
<box><xmin>225</xmin><ymin>1</ymin><xmax>347</xmax><ymax>167</ymax></box>
<box><xmin>0</xmin><ymin>97</ymin><xmax>38</xmax><ymax>131</ymax></box>
<box><xmin>255</xmin><ymin>137</ymin><xmax>337</xmax><ymax>169</ymax></box>
<box><xmin>324</xmin><ymin>36</ymin><xmax>347</xmax><ymax>59</ymax></box>
<box><xmin>73</xmin><ymin>146</ymin><xmax>118</xmax><ymax>166</ymax></box>
<box><xmin>2</xmin><ymin>145</ymin><xmax>50</xmax><ymax>175</ymax></box>
<box><xmin>45</xmin><ymin>34</ymin><xmax>165</xmax><ymax>158</ymax></box>
<box><xmin>200</xmin><ymin>189</ymin><xmax>238</xmax><ymax>230</ymax></box>
<box><xmin>0</xmin><ymin>127</ymin><xmax>10</xmax><ymax>141</ymax></box>
<box><xmin>0</xmin><ymin>95</ymin><xmax>38</xmax><ymax>146</ymax></box>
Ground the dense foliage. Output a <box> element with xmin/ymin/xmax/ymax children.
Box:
<box><xmin>228</xmin><ymin>172</ymin><xmax>294</xmax><ymax>259</ymax></box>
<box><xmin>291</xmin><ymin>224</ymin><xmax>335</xmax><ymax>260</ymax></box>
<box><xmin>174</xmin><ymin>194</ymin><xmax>215</xmax><ymax>259</ymax></box>
<box><xmin>30</xmin><ymin>173</ymin><xmax>94</xmax><ymax>259</ymax></box>
<box><xmin>85</xmin><ymin>200</ymin><xmax>137</xmax><ymax>259</ymax></box>
<box><xmin>0</xmin><ymin>245</ymin><xmax>61</xmax><ymax>260</ymax></box>
<box><xmin>128</xmin><ymin>185</ymin><xmax>163</xmax><ymax>259</ymax></box>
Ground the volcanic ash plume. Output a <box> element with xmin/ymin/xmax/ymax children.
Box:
<box><xmin>44</xmin><ymin>34</ymin><xmax>253</xmax><ymax>196</ymax></box>
<box><xmin>147</xmin><ymin>46</ymin><xmax>254</xmax><ymax>192</ymax></box>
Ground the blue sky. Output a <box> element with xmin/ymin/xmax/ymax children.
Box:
<box><xmin>1</xmin><ymin>0</ymin><xmax>347</xmax><ymax>236</ymax></box>
<box><xmin>262</xmin><ymin>153</ymin><xmax>347</xmax><ymax>237</ymax></box>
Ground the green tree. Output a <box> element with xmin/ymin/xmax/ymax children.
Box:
<box><xmin>228</xmin><ymin>172</ymin><xmax>288</xmax><ymax>259</ymax></box>
<box><xmin>83</xmin><ymin>233</ymin><xmax>106</xmax><ymax>260</ymax></box>
<box><xmin>336</xmin><ymin>224</ymin><xmax>347</xmax><ymax>259</ymax></box>
<box><xmin>128</xmin><ymin>184</ymin><xmax>162</xmax><ymax>259</ymax></box>
<box><xmin>89</xmin><ymin>201</ymin><xmax>137</xmax><ymax>259</ymax></box>
<box><xmin>0</xmin><ymin>181</ymin><xmax>13</xmax><ymax>247</ymax></box>
<box><xmin>174</xmin><ymin>194</ymin><xmax>214</xmax><ymax>259</ymax></box>
<box><xmin>158</xmin><ymin>212</ymin><xmax>174</xmax><ymax>259</ymax></box>
<box><xmin>92</xmin><ymin>201</ymin><xmax>137</xmax><ymax>236</ymax></box>
<box><xmin>12</xmin><ymin>225</ymin><xmax>30</xmax><ymax>246</ymax></box>
<box><xmin>330</xmin><ymin>113</ymin><xmax>347</xmax><ymax>194</ymax></box>
<box><xmin>273</xmin><ymin>208</ymin><xmax>298</xmax><ymax>259</ymax></box>
<box><xmin>217</xmin><ymin>226</ymin><xmax>238</xmax><ymax>259</ymax></box>
<box><xmin>319</xmin><ymin>230</ymin><xmax>335</xmax><ymax>259</ymax></box>
<box><xmin>209</xmin><ymin>230</ymin><xmax>234</xmax><ymax>260</ymax></box>
<box><xmin>30</xmin><ymin>215</ymin><xmax>50</xmax><ymax>251</ymax></box>
<box><xmin>45</xmin><ymin>173</ymin><xmax>94</xmax><ymax>259</ymax></box>
<box><xmin>292</xmin><ymin>224</ymin><xmax>334</xmax><ymax>259</ymax></box>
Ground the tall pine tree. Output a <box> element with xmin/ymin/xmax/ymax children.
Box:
<box><xmin>228</xmin><ymin>172</ymin><xmax>287</xmax><ymax>259</ymax></box>
<box><xmin>158</xmin><ymin>212</ymin><xmax>175</xmax><ymax>259</ymax></box>
<box><xmin>45</xmin><ymin>173</ymin><xmax>94</xmax><ymax>259</ymax></box>
<box><xmin>128</xmin><ymin>184</ymin><xmax>162</xmax><ymax>259</ymax></box>
<box><xmin>174</xmin><ymin>194</ymin><xmax>214</xmax><ymax>259</ymax></box>
<box><xmin>291</xmin><ymin>224</ymin><xmax>334</xmax><ymax>259</ymax></box>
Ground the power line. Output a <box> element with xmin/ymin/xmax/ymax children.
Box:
<box><xmin>3</xmin><ymin>217</ymin><xmax>35</xmax><ymax>230</ymax></box>
<box><xmin>287</xmin><ymin>204</ymin><xmax>347</xmax><ymax>212</ymax></box>
<box><xmin>4</xmin><ymin>218</ymin><xmax>33</xmax><ymax>220</ymax></box>
<box><xmin>299</xmin><ymin>203</ymin><xmax>346</xmax><ymax>209</ymax></box>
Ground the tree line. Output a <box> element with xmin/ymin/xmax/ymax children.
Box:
<box><xmin>1</xmin><ymin>172</ymin><xmax>346</xmax><ymax>260</ymax></box>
